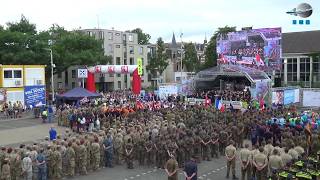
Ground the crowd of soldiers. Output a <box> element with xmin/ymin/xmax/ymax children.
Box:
<box><xmin>1</xmin><ymin>100</ymin><xmax>320</xmax><ymax>180</ymax></box>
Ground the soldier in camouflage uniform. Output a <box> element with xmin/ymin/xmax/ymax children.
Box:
<box><xmin>202</xmin><ymin>133</ymin><xmax>211</xmax><ymax>161</ymax></box>
<box><xmin>53</xmin><ymin>145</ymin><xmax>62</xmax><ymax>179</ymax></box>
<box><xmin>114</xmin><ymin>132</ymin><xmax>123</xmax><ymax>165</ymax></box>
<box><xmin>65</xmin><ymin>142</ymin><xmax>75</xmax><ymax>177</ymax></box>
<box><xmin>91</xmin><ymin>137</ymin><xmax>101</xmax><ymax>171</ymax></box>
<box><xmin>125</xmin><ymin>139</ymin><xmax>134</xmax><ymax>169</ymax></box>
<box><xmin>137</xmin><ymin>135</ymin><xmax>145</xmax><ymax>166</ymax></box>
<box><xmin>210</xmin><ymin>131</ymin><xmax>219</xmax><ymax>158</ymax></box>
<box><xmin>46</xmin><ymin>145</ymin><xmax>54</xmax><ymax>179</ymax></box>
<box><xmin>78</xmin><ymin>139</ymin><xmax>88</xmax><ymax>175</ymax></box>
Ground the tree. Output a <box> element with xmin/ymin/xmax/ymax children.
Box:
<box><xmin>127</xmin><ymin>28</ymin><xmax>151</xmax><ymax>45</ymax></box>
<box><xmin>6</xmin><ymin>14</ymin><xmax>37</xmax><ymax>35</ymax></box>
<box><xmin>183</xmin><ymin>42</ymin><xmax>199</xmax><ymax>72</ymax></box>
<box><xmin>201</xmin><ymin>26</ymin><xmax>236</xmax><ymax>70</ymax></box>
<box><xmin>146</xmin><ymin>37</ymin><xmax>168</xmax><ymax>76</ymax></box>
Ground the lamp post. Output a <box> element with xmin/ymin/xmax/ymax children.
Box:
<box><xmin>44</xmin><ymin>48</ymin><xmax>55</xmax><ymax>102</ymax></box>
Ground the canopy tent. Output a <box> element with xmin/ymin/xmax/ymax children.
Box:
<box><xmin>56</xmin><ymin>87</ymin><xmax>102</xmax><ymax>100</ymax></box>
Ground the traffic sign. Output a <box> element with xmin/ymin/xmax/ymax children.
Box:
<box><xmin>78</xmin><ymin>69</ymin><xmax>88</xmax><ymax>78</ymax></box>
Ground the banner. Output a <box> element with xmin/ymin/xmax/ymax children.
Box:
<box><xmin>137</xmin><ymin>58</ymin><xmax>143</xmax><ymax>75</ymax></box>
<box><xmin>272</xmin><ymin>90</ymin><xmax>284</xmax><ymax>105</ymax></box>
<box><xmin>222</xmin><ymin>100</ymin><xmax>243</xmax><ymax>109</ymax></box>
<box><xmin>284</xmin><ymin>89</ymin><xmax>295</xmax><ymax>105</ymax></box>
<box><xmin>24</xmin><ymin>86</ymin><xmax>46</xmax><ymax>108</ymax></box>
<box><xmin>158</xmin><ymin>85</ymin><xmax>179</xmax><ymax>99</ymax></box>
<box><xmin>0</xmin><ymin>89</ymin><xmax>7</xmax><ymax>111</ymax></box>
<box><xmin>303</xmin><ymin>90</ymin><xmax>320</xmax><ymax>107</ymax></box>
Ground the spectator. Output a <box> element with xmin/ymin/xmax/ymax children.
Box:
<box><xmin>184</xmin><ymin>155</ymin><xmax>198</xmax><ymax>180</ymax></box>
<box><xmin>49</xmin><ymin>127</ymin><xmax>57</xmax><ymax>141</ymax></box>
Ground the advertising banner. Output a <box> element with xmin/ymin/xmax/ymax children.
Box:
<box><xmin>272</xmin><ymin>90</ymin><xmax>284</xmax><ymax>105</ymax></box>
<box><xmin>303</xmin><ymin>90</ymin><xmax>320</xmax><ymax>107</ymax></box>
<box><xmin>284</xmin><ymin>89</ymin><xmax>295</xmax><ymax>105</ymax></box>
<box><xmin>24</xmin><ymin>86</ymin><xmax>46</xmax><ymax>108</ymax></box>
<box><xmin>158</xmin><ymin>85</ymin><xmax>179</xmax><ymax>99</ymax></box>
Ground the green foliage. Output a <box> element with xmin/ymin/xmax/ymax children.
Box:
<box><xmin>183</xmin><ymin>42</ymin><xmax>199</xmax><ymax>72</ymax></box>
<box><xmin>146</xmin><ymin>37</ymin><xmax>168</xmax><ymax>76</ymax></box>
<box><xmin>201</xmin><ymin>26</ymin><xmax>236</xmax><ymax>70</ymax></box>
<box><xmin>0</xmin><ymin>17</ymin><xmax>109</xmax><ymax>75</ymax></box>
<box><xmin>6</xmin><ymin>15</ymin><xmax>37</xmax><ymax>35</ymax></box>
<box><xmin>127</xmin><ymin>28</ymin><xmax>151</xmax><ymax>45</ymax></box>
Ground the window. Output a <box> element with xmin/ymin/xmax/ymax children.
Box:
<box><xmin>124</xmin><ymin>59</ymin><xmax>127</xmax><ymax>65</ymax></box>
<box><xmin>118</xmin><ymin>81</ymin><xmax>121</xmax><ymax>89</ymax></box>
<box><xmin>72</xmin><ymin>82</ymin><xmax>76</xmax><ymax>88</ymax></box>
<box><xmin>87</xmin><ymin>31</ymin><xmax>92</xmax><ymax>36</ymax></box>
<box><xmin>117</xmin><ymin>74</ymin><xmax>121</xmax><ymax>77</ymax></box>
<box><xmin>108</xmin><ymin>32</ymin><xmax>113</xmax><ymax>40</ymax></box>
<box><xmin>123</xmin><ymin>34</ymin><xmax>127</xmax><ymax>41</ymax></box>
<box><xmin>109</xmin><ymin>74</ymin><xmax>114</xmax><ymax>77</ymax></box>
<box><xmin>108</xmin><ymin>44</ymin><xmax>113</xmax><ymax>53</ymax></box>
<box><xmin>124</xmin><ymin>74</ymin><xmax>127</xmax><ymax>82</ymax></box>
<box><xmin>71</xmin><ymin>70</ymin><xmax>76</xmax><ymax>78</ymax></box>
<box><xmin>130</xmin><ymin>57</ymin><xmax>134</xmax><ymax>65</ymax></box>
<box><xmin>58</xmin><ymin>82</ymin><xmax>62</xmax><ymax>89</ymax></box>
<box><xmin>300</xmin><ymin>57</ymin><xmax>311</xmax><ymax>83</ymax></box>
<box><xmin>115</xmin><ymin>33</ymin><xmax>120</xmax><ymax>36</ymax></box>
<box><xmin>141</xmin><ymin>58</ymin><xmax>144</xmax><ymax>66</ymax></box>
<box><xmin>139</xmin><ymin>47</ymin><xmax>143</xmax><ymax>55</ymax></box>
<box><xmin>99</xmin><ymin>31</ymin><xmax>104</xmax><ymax>40</ymax></box>
<box><xmin>4</xmin><ymin>70</ymin><xmax>12</xmax><ymax>78</ymax></box>
<box><xmin>116</xmin><ymin>45</ymin><xmax>120</xmax><ymax>48</ymax></box>
<box><xmin>116</xmin><ymin>57</ymin><xmax>121</xmax><ymax>65</ymax></box>
<box><xmin>128</xmin><ymin>34</ymin><xmax>133</xmax><ymax>42</ymax></box>
<box><xmin>13</xmin><ymin>70</ymin><xmax>22</xmax><ymax>78</ymax></box>
<box><xmin>129</xmin><ymin>46</ymin><xmax>134</xmax><ymax>54</ymax></box>
<box><xmin>287</xmin><ymin>58</ymin><xmax>297</xmax><ymax>82</ymax></box>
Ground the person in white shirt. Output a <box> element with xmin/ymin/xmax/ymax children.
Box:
<box><xmin>22</xmin><ymin>152</ymin><xmax>33</xmax><ymax>180</ymax></box>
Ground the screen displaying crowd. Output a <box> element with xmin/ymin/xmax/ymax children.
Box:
<box><xmin>217</xmin><ymin>27</ymin><xmax>282</xmax><ymax>72</ymax></box>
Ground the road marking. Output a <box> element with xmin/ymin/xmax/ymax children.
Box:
<box><xmin>153</xmin><ymin>169</ymin><xmax>157</xmax><ymax>172</ymax></box>
<box><xmin>199</xmin><ymin>177</ymin><xmax>203</xmax><ymax>179</ymax></box>
<box><xmin>203</xmin><ymin>174</ymin><xmax>207</xmax><ymax>177</ymax></box>
<box><xmin>142</xmin><ymin>173</ymin><xmax>146</xmax><ymax>175</ymax></box>
<box><xmin>129</xmin><ymin>177</ymin><xmax>134</xmax><ymax>179</ymax></box>
<box><xmin>208</xmin><ymin>172</ymin><xmax>211</xmax><ymax>175</ymax></box>
<box><xmin>216</xmin><ymin>168</ymin><xmax>220</xmax><ymax>171</ymax></box>
<box><xmin>147</xmin><ymin>171</ymin><xmax>152</xmax><ymax>173</ymax></box>
<box><xmin>136</xmin><ymin>174</ymin><xmax>140</xmax><ymax>177</ymax></box>
<box><xmin>124</xmin><ymin>179</ymin><xmax>128</xmax><ymax>180</ymax></box>
<box><xmin>212</xmin><ymin>170</ymin><xmax>216</xmax><ymax>173</ymax></box>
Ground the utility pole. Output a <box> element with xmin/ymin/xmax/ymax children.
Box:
<box><xmin>50</xmin><ymin>49</ymin><xmax>55</xmax><ymax>102</ymax></box>
<box><xmin>180</xmin><ymin>32</ymin><xmax>183</xmax><ymax>84</ymax></box>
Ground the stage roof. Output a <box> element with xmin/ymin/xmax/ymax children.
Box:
<box><xmin>195</xmin><ymin>65</ymin><xmax>270</xmax><ymax>83</ymax></box>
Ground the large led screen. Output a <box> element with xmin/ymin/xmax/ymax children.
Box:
<box><xmin>217</xmin><ymin>27</ymin><xmax>281</xmax><ymax>71</ymax></box>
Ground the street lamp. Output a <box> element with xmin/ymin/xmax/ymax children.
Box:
<box><xmin>44</xmin><ymin>48</ymin><xmax>55</xmax><ymax>102</ymax></box>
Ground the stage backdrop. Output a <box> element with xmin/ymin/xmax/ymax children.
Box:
<box><xmin>217</xmin><ymin>27</ymin><xmax>282</xmax><ymax>72</ymax></box>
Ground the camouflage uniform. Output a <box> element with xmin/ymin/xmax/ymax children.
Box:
<box><xmin>65</xmin><ymin>145</ymin><xmax>75</xmax><ymax>177</ymax></box>
<box><xmin>91</xmin><ymin>141</ymin><xmax>100</xmax><ymax>171</ymax></box>
<box><xmin>53</xmin><ymin>146</ymin><xmax>62</xmax><ymax>179</ymax></box>
<box><xmin>78</xmin><ymin>143</ymin><xmax>87</xmax><ymax>175</ymax></box>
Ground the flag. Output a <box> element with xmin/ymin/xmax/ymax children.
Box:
<box><xmin>215</xmin><ymin>99</ymin><xmax>223</xmax><ymax>111</ymax></box>
<box><xmin>205</xmin><ymin>94</ymin><xmax>211</xmax><ymax>107</ymax></box>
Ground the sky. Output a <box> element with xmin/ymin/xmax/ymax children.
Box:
<box><xmin>0</xmin><ymin>0</ymin><xmax>319</xmax><ymax>43</ymax></box>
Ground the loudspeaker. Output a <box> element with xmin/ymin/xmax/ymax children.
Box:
<box><xmin>274</xmin><ymin>77</ymin><xmax>281</xmax><ymax>87</ymax></box>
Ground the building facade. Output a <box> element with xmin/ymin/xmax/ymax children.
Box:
<box><xmin>54</xmin><ymin>29</ymin><xmax>151</xmax><ymax>92</ymax></box>
<box><xmin>0</xmin><ymin>65</ymin><xmax>46</xmax><ymax>106</ymax></box>
<box><xmin>277</xmin><ymin>30</ymin><xmax>320</xmax><ymax>88</ymax></box>
<box><xmin>162</xmin><ymin>33</ymin><xmax>206</xmax><ymax>83</ymax></box>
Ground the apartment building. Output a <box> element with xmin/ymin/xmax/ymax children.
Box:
<box><xmin>54</xmin><ymin>29</ymin><xmax>151</xmax><ymax>92</ymax></box>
